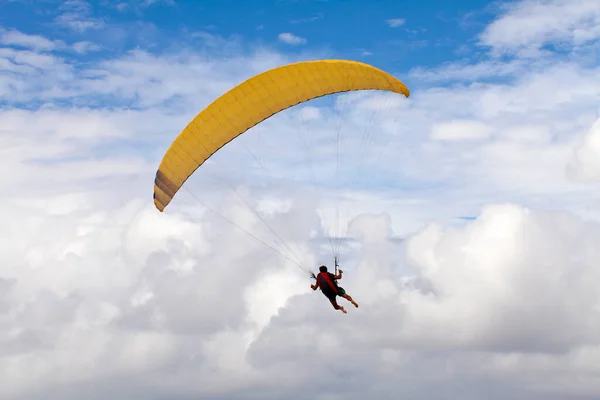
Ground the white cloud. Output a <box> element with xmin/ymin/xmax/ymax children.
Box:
<box><xmin>402</xmin><ymin>203</ymin><xmax>600</xmax><ymax>350</ymax></box>
<box><xmin>297</xmin><ymin>106</ymin><xmax>321</xmax><ymax>120</ymax></box>
<box><xmin>431</xmin><ymin>119</ymin><xmax>493</xmax><ymax>141</ymax></box>
<box><xmin>0</xmin><ymin>30</ymin><xmax>62</xmax><ymax>52</ymax></box>
<box><xmin>409</xmin><ymin>59</ymin><xmax>537</xmax><ymax>82</ymax></box>
<box><xmin>0</xmin><ymin>28</ymin><xmax>101</xmax><ymax>55</ymax></box>
<box><xmin>72</xmin><ymin>41</ymin><xmax>101</xmax><ymax>54</ymax></box>
<box><xmin>116</xmin><ymin>3</ymin><xmax>129</xmax><ymax>12</ymax></box>
<box><xmin>54</xmin><ymin>0</ymin><xmax>106</xmax><ymax>32</ymax></box>
<box><xmin>567</xmin><ymin>118</ymin><xmax>600</xmax><ymax>181</ymax></box>
<box><xmin>479</xmin><ymin>0</ymin><xmax>600</xmax><ymax>57</ymax></box>
<box><xmin>277</xmin><ymin>32</ymin><xmax>307</xmax><ymax>45</ymax></box>
<box><xmin>247</xmin><ymin>203</ymin><xmax>600</xmax><ymax>398</ymax></box>
<box><xmin>386</xmin><ymin>18</ymin><xmax>405</xmax><ymax>28</ymax></box>
<box><xmin>55</xmin><ymin>13</ymin><xmax>105</xmax><ymax>32</ymax></box>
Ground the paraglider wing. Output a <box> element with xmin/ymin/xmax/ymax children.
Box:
<box><xmin>153</xmin><ymin>59</ymin><xmax>410</xmax><ymax>212</ymax></box>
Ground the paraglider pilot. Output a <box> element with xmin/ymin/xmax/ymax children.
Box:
<box><xmin>311</xmin><ymin>265</ymin><xmax>359</xmax><ymax>314</ymax></box>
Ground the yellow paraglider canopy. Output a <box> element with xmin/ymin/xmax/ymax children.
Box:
<box><xmin>153</xmin><ymin>59</ymin><xmax>410</xmax><ymax>212</ymax></box>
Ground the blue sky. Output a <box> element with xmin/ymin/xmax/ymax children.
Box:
<box><xmin>0</xmin><ymin>0</ymin><xmax>504</xmax><ymax>88</ymax></box>
<box><xmin>3</xmin><ymin>1</ymin><xmax>600</xmax><ymax>399</ymax></box>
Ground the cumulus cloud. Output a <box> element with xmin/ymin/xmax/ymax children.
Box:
<box><xmin>247</xmin><ymin>203</ymin><xmax>600</xmax><ymax>399</ymax></box>
<box><xmin>0</xmin><ymin>30</ymin><xmax>62</xmax><ymax>51</ymax></box>
<box><xmin>277</xmin><ymin>32</ymin><xmax>307</xmax><ymax>45</ymax></box>
<box><xmin>567</xmin><ymin>118</ymin><xmax>600</xmax><ymax>181</ymax></box>
<box><xmin>0</xmin><ymin>28</ymin><xmax>101</xmax><ymax>55</ymax></box>
<box><xmin>386</xmin><ymin>18</ymin><xmax>405</xmax><ymax>27</ymax></box>
<box><xmin>72</xmin><ymin>41</ymin><xmax>101</xmax><ymax>53</ymax></box>
<box><xmin>479</xmin><ymin>0</ymin><xmax>600</xmax><ymax>57</ymax></box>
<box><xmin>403</xmin><ymin>203</ymin><xmax>600</xmax><ymax>351</ymax></box>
